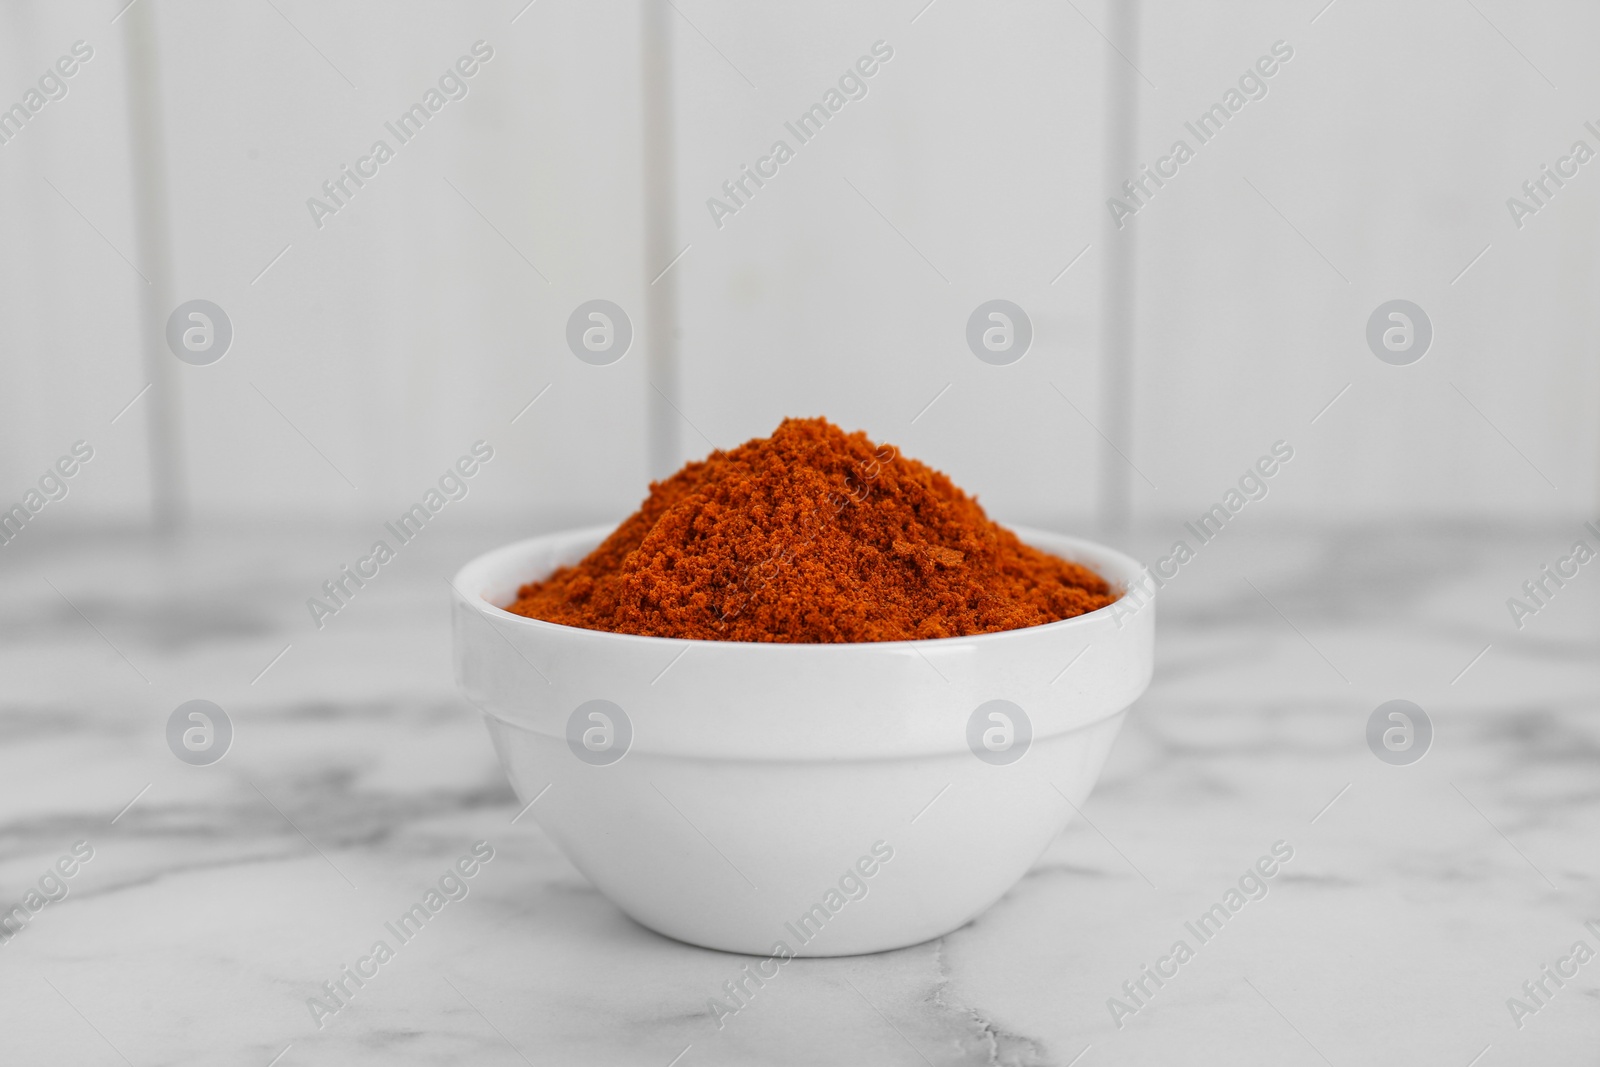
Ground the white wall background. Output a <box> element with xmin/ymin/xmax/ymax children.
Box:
<box><xmin>1</xmin><ymin>0</ymin><xmax>1595</xmax><ymax>539</ymax></box>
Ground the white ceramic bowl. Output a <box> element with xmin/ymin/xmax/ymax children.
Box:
<box><xmin>451</xmin><ymin>525</ymin><xmax>1153</xmax><ymax>956</ymax></box>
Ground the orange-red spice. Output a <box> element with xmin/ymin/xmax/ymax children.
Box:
<box><xmin>507</xmin><ymin>417</ymin><xmax>1118</xmax><ymax>642</ymax></box>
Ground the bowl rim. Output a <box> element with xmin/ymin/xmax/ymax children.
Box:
<box><xmin>451</xmin><ymin>522</ymin><xmax>1149</xmax><ymax>651</ymax></box>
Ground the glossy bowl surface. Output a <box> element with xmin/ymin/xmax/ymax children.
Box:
<box><xmin>451</xmin><ymin>525</ymin><xmax>1153</xmax><ymax>955</ymax></box>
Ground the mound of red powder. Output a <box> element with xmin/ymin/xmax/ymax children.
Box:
<box><xmin>506</xmin><ymin>417</ymin><xmax>1118</xmax><ymax>642</ymax></box>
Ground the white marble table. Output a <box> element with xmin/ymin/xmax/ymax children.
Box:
<box><xmin>1</xmin><ymin>520</ymin><xmax>1596</xmax><ymax>1065</ymax></box>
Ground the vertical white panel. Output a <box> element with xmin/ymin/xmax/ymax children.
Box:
<box><xmin>672</xmin><ymin>0</ymin><xmax>1113</xmax><ymax>531</ymax></box>
<box><xmin>0</xmin><ymin>5</ymin><xmax>150</xmax><ymax>524</ymax></box>
<box><xmin>1129</xmin><ymin>0</ymin><xmax>1600</xmax><ymax>519</ymax></box>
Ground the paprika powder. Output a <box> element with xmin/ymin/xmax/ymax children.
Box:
<box><xmin>507</xmin><ymin>417</ymin><xmax>1117</xmax><ymax>642</ymax></box>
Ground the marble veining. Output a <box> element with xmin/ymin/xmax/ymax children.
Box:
<box><xmin>0</xmin><ymin>520</ymin><xmax>1597</xmax><ymax>1065</ymax></box>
